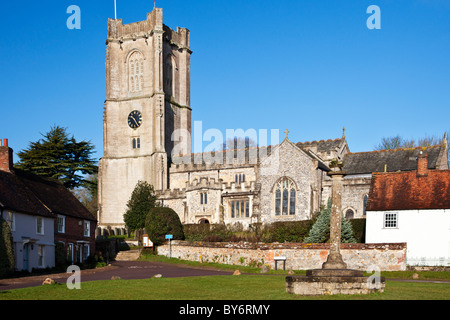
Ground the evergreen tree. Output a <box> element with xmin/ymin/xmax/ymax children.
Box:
<box><xmin>15</xmin><ymin>126</ymin><xmax>97</xmax><ymax>189</ymax></box>
<box><xmin>304</xmin><ymin>199</ymin><xmax>331</xmax><ymax>243</ymax></box>
<box><xmin>123</xmin><ymin>181</ymin><xmax>158</xmax><ymax>232</ymax></box>
<box><xmin>304</xmin><ymin>198</ymin><xmax>357</xmax><ymax>243</ymax></box>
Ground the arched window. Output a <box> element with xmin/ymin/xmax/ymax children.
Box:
<box><xmin>129</xmin><ymin>51</ymin><xmax>144</xmax><ymax>93</ymax></box>
<box><xmin>274</xmin><ymin>177</ymin><xmax>296</xmax><ymax>216</ymax></box>
<box><xmin>363</xmin><ymin>195</ymin><xmax>369</xmax><ymax>216</ymax></box>
<box><xmin>345</xmin><ymin>208</ymin><xmax>355</xmax><ymax>220</ymax></box>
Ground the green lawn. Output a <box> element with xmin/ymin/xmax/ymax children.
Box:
<box><xmin>1</xmin><ymin>254</ymin><xmax>449</xmax><ymax>300</ymax></box>
<box><xmin>1</xmin><ymin>274</ymin><xmax>449</xmax><ymax>300</ymax></box>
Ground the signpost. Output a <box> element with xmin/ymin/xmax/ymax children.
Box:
<box><xmin>165</xmin><ymin>234</ymin><xmax>173</xmax><ymax>258</ymax></box>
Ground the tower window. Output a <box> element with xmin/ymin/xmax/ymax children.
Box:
<box><xmin>129</xmin><ymin>51</ymin><xmax>144</xmax><ymax>93</ymax></box>
<box><xmin>200</xmin><ymin>192</ymin><xmax>207</xmax><ymax>205</ymax></box>
<box><xmin>132</xmin><ymin>138</ymin><xmax>140</xmax><ymax>149</ymax></box>
<box><xmin>235</xmin><ymin>174</ymin><xmax>246</xmax><ymax>184</ymax></box>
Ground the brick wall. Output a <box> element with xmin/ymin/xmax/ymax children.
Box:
<box><xmin>55</xmin><ymin>215</ymin><xmax>97</xmax><ymax>259</ymax></box>
<box><xmin>157</xmin><ymin>241</ymin><xmax>407</xmax><ymax>271</ymax></box>
<box><xmin>0</xmin><ymin>145</ymin><xmax>13</xmax><ymax>172</ymax></box>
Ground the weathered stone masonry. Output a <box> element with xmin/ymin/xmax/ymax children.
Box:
<box><xmin>157</xmin><ymin>241</ymin><xmax>407</xmax><ymax>271</ymax></box>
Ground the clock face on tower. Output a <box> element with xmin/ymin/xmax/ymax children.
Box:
<box><xmin>128</xmin><ymin>110</ymin><xmax>142</xmax><ymax>129</ymax></box>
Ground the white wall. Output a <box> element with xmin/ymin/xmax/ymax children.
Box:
<box><xmin>4</xmin><ymin>210</ymin><xmax>55</xmax><ymax>271</ymax></box>
<box><xmin>366</xmin><ymin>209</ymin><xmax>450</xmax><ymax>266</ymax></box>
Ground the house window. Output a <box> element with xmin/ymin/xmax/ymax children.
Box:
<box><xmin>84</xmin><ymin>221</ymin><xmax>90</xmax><ymax>237</ymax></box>
<box><xmin>57</xmin><ymin>215</ymin><xmax>65</xmax><ymax>233</ymax></box>
<box><xmin>38</xmin><ymin>245</ymin><xmax>45</xmax><ymax>267</ymax></box>
<box><xmin>36</xmin><ymin>217</ymin><xmax>44</xmax><ymax>235</ymax></box>
<box><xmin>230</xmin><ymin>199</ymin><xmax>250</xmax><ymax>218</ymax></box>
<box><xmin>83</xmin><ymin>244</ymin><xmax>90</xmax><ymax>261</ymax></box>
<box><xmin>67</xmin><ymin>243</ymin><xmax>74</xmax><ymax>264</ymax></box>
<box><xmin>384</xmin><ymin>212</ymin><xmax>398</xmax><ymax>228</ymax></box>
<box><xmin>200</xmin><ymin>192</ymin><xmax>207</xmax><ymax>205</ymax></box>
<box><xmin>274</xmin><ymin>177</ymin><xmax>296</xmax><ymax>216</ymax></box>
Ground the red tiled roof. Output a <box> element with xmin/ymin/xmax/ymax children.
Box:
<box><xmin>366</xmin><ymin>170</ymin><xmax>450</xmax><ymax>211</ymax></box>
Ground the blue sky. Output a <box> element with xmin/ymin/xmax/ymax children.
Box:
<box><xmin>1</xmin><ymin>0</ymin><xmax>449</xmax><ymax>161</ymax></box>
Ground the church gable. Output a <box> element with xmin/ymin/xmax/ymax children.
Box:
<box><xmin>257</xmin><ymin>138</ymin><xmax>322</xmax><ymax>223</ymax></box>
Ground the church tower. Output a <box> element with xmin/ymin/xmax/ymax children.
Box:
<box><xmin>98</xmin><ymin>8</ymin><xmax>192</xmax><ymax>231</ymax></box>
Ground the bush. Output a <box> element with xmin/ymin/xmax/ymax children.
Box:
<box><xmin>262</xmin><ymin>220</ymin><xmax>314</xmax><ymax>243</ymax></box>
<box><xmin>349</xmin><ymin>218</ymin><xmax>366</xmax><ymax>243</ymax></box>
<box><xmin>0</xmin><ymin>217</ymin><xmax>15</xmax><ymax>277</ymax></box>
<box><xmin>183</xmin><ymin>224</ymin><xmax>212</xmax><ymax>241</ymax></box>
<box><xmin>95</xmin><ymin>237</ymin><xmax>120</xmax><ymax>262</ymax></box>
<box><xmin>145</xmin><ymin>207</ymin><xmax>184</xmax><ymax>246</ymax></box>
<box><xmin>55</xmin><ymin>242</ymin><xmax>68</xmax><ymax>270</ymax></box>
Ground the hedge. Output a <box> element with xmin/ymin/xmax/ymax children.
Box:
<box><xmin>183</xmin><ymin>218</ymin><xmax>366</xmax><ymax>244</ymax></box>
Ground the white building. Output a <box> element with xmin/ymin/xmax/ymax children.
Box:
<box><xmin>366</xmin><ymin>153</ymin><xmax>450</xmax><ymax>266</ymax></box>
<box><xmin>0</xmin><ymin>140</ymin><xmax>56</xmax><ymax>271</ymax></box>
<box><xmin>2</xmin><ymin>210</ymin><xmax>55</xmax><ymax>272</ymax></box>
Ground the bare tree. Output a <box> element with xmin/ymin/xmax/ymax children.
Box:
<box><xmin>223</xmin><ymin>137</ymin><xmax>257</xmax><ymax>150</ymax></box>
<box><xmin>374</xmin><ymin>132</ymin><xmax>449</xmax><ymax>167</ymax></box>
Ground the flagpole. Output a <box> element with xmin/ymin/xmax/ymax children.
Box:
<box><xmin>114</xmin><ymin>0</ymin><xmax>117</xmax><ymax>19</ymax></box>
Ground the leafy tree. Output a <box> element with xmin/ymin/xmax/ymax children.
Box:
<box><xmin>304</xmin><ymin>198</ymin><xmax>357</xmax><ymax>243</ymax></box>
<box><xmin>123</xmin><ymin>181</ymin><xmax>158</xmax><ymax>232</ymax></box>
<box><xmin>145</xmin><ymin>207</ymin><xmax>184</xmax><ymax>246</ymax></box>
<box><xmin>15</xmin><ymin>126</ymin><xmax>97</xmax><ymax>189</ymax></box>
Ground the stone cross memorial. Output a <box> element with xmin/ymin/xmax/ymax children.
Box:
<box><xmin>286</xmin><ymin>160</ymin><xmax>386</xmax><ymax>295</ymax></box>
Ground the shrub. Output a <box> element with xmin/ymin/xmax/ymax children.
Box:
<box><xmin>55</xmin><ymin>242</ymin><xmax>68</xmax><ymax>270</ymax></box>
<box><xmin>145</xmin><ymin>207</ymin><xmax>184</xmax><ymax>246</ymax></box>
<box><xmin>349</xmin><ymin>218</ymin><xmax>366</xmax><ymax>243</ymax></box>
<box><xmin>183</xmin><ymin>224</ymin><xmax>212</xmax><ymax>241</ymax></box>
<box><xmin>0</xmin><ymin>217</ymin><xmax>15</xmax><ymax>277</ymax></box>
<box><xmin>262</xmin><ymin>220</ymin><xmax>314</xmax><ymax>243</ymax></box>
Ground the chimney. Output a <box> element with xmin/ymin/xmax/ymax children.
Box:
<box><xmin>0</xmin><ymin>139</ymin><xmax>14</xmax><ymax>173</ymax></box>
<box><xmin>417</xmin><ymin>151</ymin><xmax>428</xmax><ymax>177</ymax></box>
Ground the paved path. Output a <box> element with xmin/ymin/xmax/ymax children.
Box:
<box><xmin>0</xmin><ymin>260</ymin><xmax>233</xmax><ymax>291</ymax></box>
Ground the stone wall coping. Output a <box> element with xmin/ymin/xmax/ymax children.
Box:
<box><xmin>167</xmin><ymin>241</ymin><xmax>407</xmax><ymax>251</ymax></box>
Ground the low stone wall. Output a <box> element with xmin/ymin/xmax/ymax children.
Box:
<box><xmin>157</xmin><ymin>241</ymin><xmax>407</xmax><ymax>271</ymax></box>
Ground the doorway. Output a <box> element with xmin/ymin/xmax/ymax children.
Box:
<box><xmin>23</xmin><ymin>243</ymin><xmax>30</xmax><ymax>272</ymax></box>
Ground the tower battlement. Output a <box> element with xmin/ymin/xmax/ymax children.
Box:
<box><xmin>107</xmin><ymin>8</ymin><xmax>163</xmax><ymax>40</ymax></box>
<box><xmin>106</xmin><ymin>8</ymin><xmax>190</xmax><ymax>51</ymax></box>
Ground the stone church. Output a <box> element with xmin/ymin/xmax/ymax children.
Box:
<box><xmin>97</xmin><ymin>8</ymin><xmax>448</xmax><ymax>233</ymax></box>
